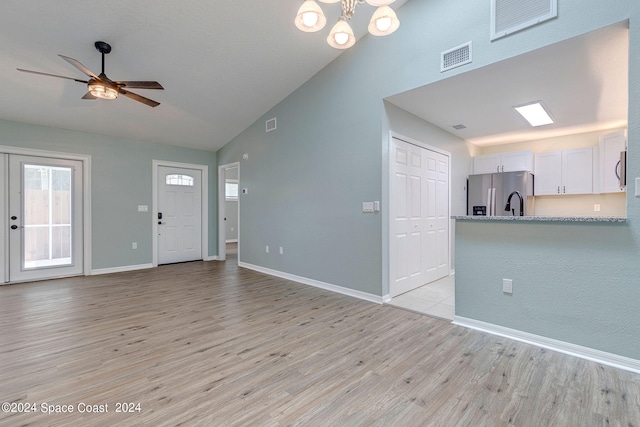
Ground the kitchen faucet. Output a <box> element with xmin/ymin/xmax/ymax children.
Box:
<box><xmin>505</xmin><ymin>191</ymin><xmax>524</xmax><ymax>216</ymax></box>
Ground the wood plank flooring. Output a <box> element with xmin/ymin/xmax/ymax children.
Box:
<box><xmin>1</xmin><ymin>259</ymin><xmax>639</xmax><ymax>426</ymax></box>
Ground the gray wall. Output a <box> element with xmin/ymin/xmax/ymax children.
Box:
<box><xmin>218</xmin><ymin>0</ymin><xmax>640</xmax><ymax>360</ymax></box>
<box><xmin>0</xmin><ymin>118</ymin><xmax>218</xmax><ymax>269</ymax></box>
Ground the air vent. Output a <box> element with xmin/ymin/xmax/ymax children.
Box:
<box><xmin>265</xmin><ymin>117</ymin><xmax>277</xmax><ymax>133</ymax></box>
<box><xmin>452</xmin><ymin>124</ymin><xmax>467</xmax><ymax>130</ymax></box>
<box><xmin>491</xmin><ymin>0</ymin><xmax>557</xmax><ymax>41</ymax></box>
<box><xmin>441</xmin><ymin>42</ymin><xmax>472</xmax><ymax>72</ymax></box>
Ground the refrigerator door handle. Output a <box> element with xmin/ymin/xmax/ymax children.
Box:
<box><xmin>487</xmin><ymin>188</ymin><xmax>492</xmax><ymax>216</ymax></box>
<box><xmin>490</xmin><ymin>187</ymin><xmax>496</xmax><ymax>216</ymax></box>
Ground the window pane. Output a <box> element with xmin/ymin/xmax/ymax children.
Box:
<box><xmin>22</xmin><ymin>164</ymin><xmax>74</xmax><ymax>269</ymax></box>
<box><xmin>166</xmin><ymin>174</ymin><xmax>194</xmax><ymax>186</ymax></box>
<box><xmin>225</xmin><ymin>182</ymin><xmax>238</xmax><ymax>199</ymax></box>
<box><xmin>52</xmin><ymin>168</ymin><xmax>72</xmax><ymax>225</ymax></box>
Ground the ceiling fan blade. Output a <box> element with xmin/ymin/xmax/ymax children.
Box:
<box><xmin>17</xmin><ymin>68</ymin><xmax>88</xmax><ymax>84</ymax></box>
<box><xmin>115</xmin><ymin>81</ymin><xmax>164</xmax><ymax>90</ymax></box>
<box><xmin>118</xmin><ymin>88</ymin><xmax>160</xmax><ymax>107</ymax></box>
<box><xmin>58</xmin><ymin>54</ymin><xmax>99</xmax><ymax>79</ymax></box>
<box><xmin>81</xmin><ymin>92</ymin><xmax>97</xmax><ymax>100</ymax></box>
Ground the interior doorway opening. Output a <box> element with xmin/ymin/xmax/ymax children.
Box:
<box><xmin>218</xmin><ymin>162</ymin><xmax>240</xmax><ymax>263</ymax></box>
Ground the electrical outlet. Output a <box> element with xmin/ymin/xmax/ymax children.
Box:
<box><xmin>132</xmin><ymin>242</ymin><xmax>137</xmax><ymax>250</ymax></box>
<box><xmin>503</xmin><ymin>278</ymin><xmax>513</xmax><ymax>294</ymax></box>
<box><xmin>265</xmin><ymin>245</ymin><xmax>269</xmax><ymax>253</ymax></box>
<box><xmin>594</xmin><ymin>204</ymin><xmax>601</xmax><ymax>212</ymax></box>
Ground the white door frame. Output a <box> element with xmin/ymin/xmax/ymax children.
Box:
<box><xmin>217</xmin><ymin>162</ymin><xmax>240</xmax><ymax>262</ymax></box>
<box><xmin>152</xmin><ymin>160</ymin><xmax>208</xmax><ymax>266</ymax></box>
<box><xmin>384</xmin><ymin>132</ymin><xmax>452</xmax><ymax>300</ymax></box>
<box><xmin>0</xmin><ymin>145</ymin><xmax>92</xmax><ymax>283</ymax></box>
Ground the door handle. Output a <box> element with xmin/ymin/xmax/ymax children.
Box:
<box><xmin>10</xmin><ymin>225</ymin><xmax>22</xmax><ymax>230</ymax></box>
<box><xmin>11</xmin><ymin>216</ymin><xmax>17</xmax><ymax>220</ymax></box>
<box><xmin>158</xmin><ymin>221</ymin><xmax>163</xmax><ymax>225</ymax></box>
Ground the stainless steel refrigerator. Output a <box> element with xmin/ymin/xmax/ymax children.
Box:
<box><xmin>467</xmin><ymin>171</ymin><xmax>535</xmax><ymax>216</ymax></box>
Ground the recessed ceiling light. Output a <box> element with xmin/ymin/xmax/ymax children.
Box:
<box><xmin>514</xmin><ymin>101</ymin><xmax>554</xmax><ymax>127</ymax></box>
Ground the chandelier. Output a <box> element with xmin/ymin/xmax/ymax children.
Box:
<box><xmin>295</xmin><ymin>0</ymin><xmax>400</xmax><ymax>49</ymax></box>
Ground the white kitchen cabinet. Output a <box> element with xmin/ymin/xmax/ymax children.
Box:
<box><xmin>598</xmin><ymin>130</ymin><xmax>626</xmax><ymax>193</ymax></box>
<box><xmin>473</xmin><ymin>150</ymin><xmax>533</xmax><ymax>174</ymax></box>
<box><xmin>534</xmin><ymin>147</ymin><xmax>593</xmax><ymax>195</ymax></box>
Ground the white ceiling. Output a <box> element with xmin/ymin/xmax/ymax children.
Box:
<box><xmin>0</xmin><ymin>0</ymin><xmax>406</xmax><ymax>152</ymax></box>
<box><xmin>387</xmin><ymin>22</ymin><xmax>629</xmax><ymax>146</ymax></box>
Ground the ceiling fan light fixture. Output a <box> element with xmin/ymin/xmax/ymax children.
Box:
<box><xmin>368</xmin><ymin>6</ymin><xmax>400</xmax><ymax>36</ymax></box>
<box><xmin>88</xmin><ymin>82</ymin><xmax>118</xmax><ymax>100</ymax></box>
<box><xmin>327</xmin><ymin>17</ymin><xmax>356</xmax><ymax>49</ymax></box>
<box><xmin>295</xmin><ymin>0</ymin><xmax>327</xmax><ymax>32</ymax></box>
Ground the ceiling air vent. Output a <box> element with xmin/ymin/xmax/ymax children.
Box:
<box><xmin>441</xmin><ymin>42</ymin><xmax>472</xmax><ymax>72</ymax></box>
<box><xmin>491</xmin><ymin>0</ymin><xmax>557</xmax><ymax>41</ymax></box>
<box><xmin>265</xmin><ymin>117</ymin><xmax>277</xmax><ymax>133</ymax></box>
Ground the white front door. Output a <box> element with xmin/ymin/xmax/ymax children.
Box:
<box><xmin>390</xmin><ymin>137</ymin><xmax>449</xmax><ymax>297</ymax></box>
<box><xmin>157</xmin><ymin>166</ymin><xmax>202</xmax><ymax>264</ymax></box>
<box><xmin>5</xmin><ymin>155</ymin><xmax>83</xmax><ymax>283</ymax></box>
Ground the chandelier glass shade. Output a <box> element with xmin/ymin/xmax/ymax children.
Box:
<box><xmin>295</xmin><ymin>0</ymin><xmax>399</xmax><ymax>49</ymax></box>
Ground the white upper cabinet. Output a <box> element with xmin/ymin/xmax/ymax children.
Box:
<box><xmin>598</xmin><ymin>130</ymin><xmax>627</xmax><ymax>193</ymax></box>
<box><xmin>534</xmin><ymin>151</ymin><xmax>562</xmax><ymax>195</ymax></box>
<box><xmin>535</xmin><ymin>148</ymin><xmax>593</xmax><ymax>195</ymax></box>
<box><xmin>473</xmin><ymin>150</ymin><xmax>533</xmax><ymax>174</ymax></box>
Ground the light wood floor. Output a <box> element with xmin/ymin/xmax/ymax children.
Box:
<box><xmin>1</xmin><ymin>259</ymin><xmax>639</xmax><ymax>426</ymax></box>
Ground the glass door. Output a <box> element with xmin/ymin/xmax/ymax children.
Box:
<box><xmin>8</xmin><ymin>155</ymin><xmax>83</xmax><ymax>282</ymax></box>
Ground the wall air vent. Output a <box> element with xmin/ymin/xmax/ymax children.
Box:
<box><xmin>265</xmin><ymin>117</ymin><xmax>277</xmax><ymax>133</ymax></box>
<box><xmin>491</xmin><ymin>0</ymin><xmax>557</xmax><ymax>41</ymax></box>
<box><xmin>441</xmin><ymin>42</ymin><xmax>472</xmax><ymax>72</ymax></box>
<box><xmin>452</xmin><ymin>124</ymin><xmax>467</xmax><ymax>130</ymax></box>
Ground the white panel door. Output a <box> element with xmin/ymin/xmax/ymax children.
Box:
<box><xmin>7</xmin><ymin>155</ymin><xmax>83</xmax><ymax>282</ymax></box>
<box><xmin>390</xmin><ymin>138</ymin><xmax>449</xmax><ymax>297</ymax></box>
<box><xmin>0</xmin><ymin>154</ymin><xmax>6</xmax><ymax>283</ymax></box>
<box><xmin>158</xmin><ymin>166</ymin><xmax>202</xmax><ymax>264</ymax></box>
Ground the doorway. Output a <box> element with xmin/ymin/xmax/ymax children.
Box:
<box><xmin>217</xmin><ymin>162</ymin><xmax>240</xmax><ymax>263</ymax></box>
<box><xmin>152</xmin><ymin>161</ymin><xmax>208</xmax><ymax>266</ymax></box>
<box><xmin>1</xmin><ymin>153</ymin><xmax>86</xmax><ymax>284</ymax></box>
<box><xmin>388</xmin><ymin>135</ymin><xmax>451</xmax><ymax>302</ymax></box>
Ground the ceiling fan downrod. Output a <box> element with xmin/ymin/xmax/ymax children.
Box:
<box><xmin>94</xmin><ymin>41</ymin><xmax>111</xmax><ymax>75</ymax></box>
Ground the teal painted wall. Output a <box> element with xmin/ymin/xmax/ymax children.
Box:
<box><xmin>218</xmin><ymin>0</ymin><xmax>640</xmax><ymax>359</ymax></box>
<box><xmin>0</xmin><ymin>118</ymin><xmax>218</xmax><ymax>269</ymax></box>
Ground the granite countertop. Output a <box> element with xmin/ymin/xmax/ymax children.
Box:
<box><xmin>451</xmin><ymin>215</ymin><xmax>627</xmax><ymax>223</ymax></box>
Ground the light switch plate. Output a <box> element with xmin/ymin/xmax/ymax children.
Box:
<box><xmin>137</xmin><ymin>205</ymin><xmax>148</xmax><ymax>212</ymax></box>
<box><xmin>503</xmin><ymin>278</ymin><xmax>513</xmax><ymax>294</ymax></box>
<box><xmin>362</xmin><ymin>202</ymin><xmax>374</xmax><ymax>213</ymax></box>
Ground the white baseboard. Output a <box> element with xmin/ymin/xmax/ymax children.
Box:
<box><xmin>203</xmin><ymin>255</ymin><xmax>219</xmax><ymax>261</ymax></box>
<box><xmin>90</xmin><ymin>263</ymin><xmax>154</xmax><ymax>275</ymax></box>
<box><xmin>238</xmin><ymin>262</ymin><xmax>384</xmax><ymax>304</ymax></box>
<box><xmin>453</xmin><ymin>316</ymin><xmax>640</xmax><ymax>375</ymax></box>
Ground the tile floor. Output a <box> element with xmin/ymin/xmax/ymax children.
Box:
<box><xmin>386</xmin><ymin>275</ymin><xmax>455</xmax><ymax>321</ymax></box>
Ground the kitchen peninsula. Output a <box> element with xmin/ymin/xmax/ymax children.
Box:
<box><xmin>452</xmin><ymin>215</ymin><xmax>626</xmax><ymax>222</ymax></box>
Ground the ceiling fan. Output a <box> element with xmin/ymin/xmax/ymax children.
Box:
<box><xmin>17</xmin><ymin>41</ymin><xmax>164</xmax><ymax>107</ymax></box>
